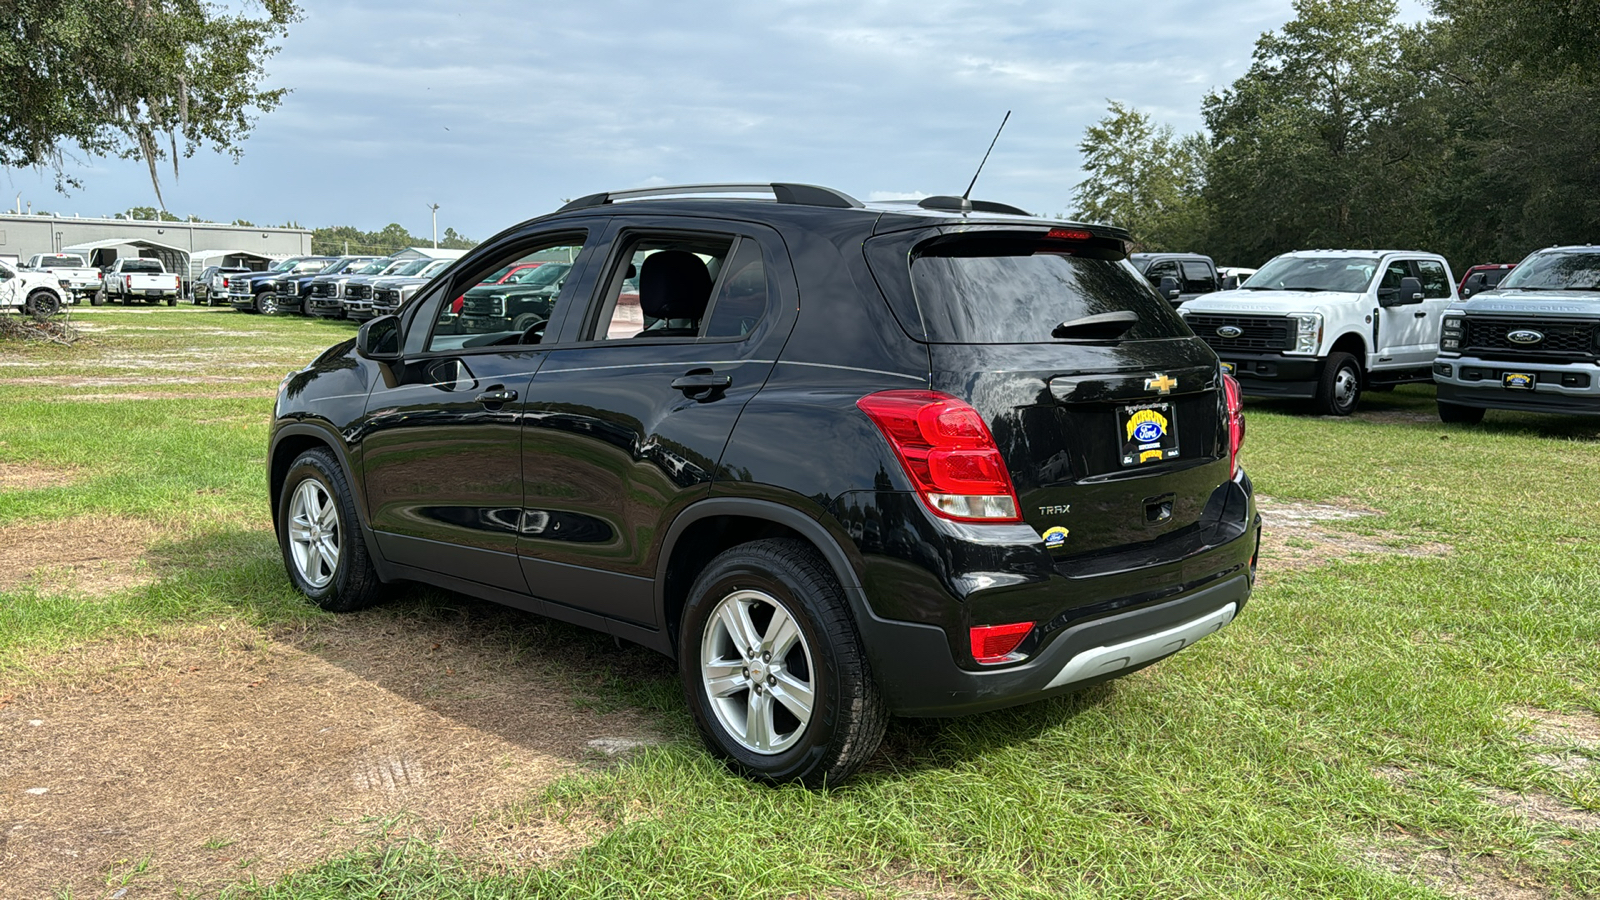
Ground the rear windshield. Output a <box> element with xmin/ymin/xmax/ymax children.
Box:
<box><xmin>122</xmin><ymin>260</ymin><xmax>164</xmax><ymax>273</ymax></box>
<box><xmin>897</xmin><ymin>235</ymin><xmax>1190</xmax><ymax>343</ymax></box>
<box><xmin>37</xmin><ymin>256</ymin><xmax>87</xmax><ymax>268</ymax></box>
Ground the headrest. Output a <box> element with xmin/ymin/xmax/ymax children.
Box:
<box><xmin>639</xmin><ymin>251</ymin><xmax>712</xmax><ymax>320</ymax></box>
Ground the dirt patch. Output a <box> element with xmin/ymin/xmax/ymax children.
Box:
<box><xmin>0</xmin><ymin>515</ymin><xmax>162</xmax><ymax>594</ymax></box>
<box><xmin>1510</xmin><ymin>707</ymin><xmax>1600</xmax><ymax>749</ymax></box>
<box><xmin>1361</xmin><ymin>837</ymin><xmax>1546</xmax><ymax>899</ymax></box>
<box><xmin>0</xmin><ymin>462</ymin><xmax>78</xmax><ymax>492</ymax></box>
<box><xmin>0</xmin><ymin>615</ymin><xmax>661</xmax><ymax>897</ymax></box>
<box><xmin>1531</xmin><ymin>753</ymin><xmax>1596</xmax><ymax>777</ymax></box>
<box><xmin>1478</xmin><ymin>786</ymin><xmax>1600</xmax><ymax>831</ymax></box>
<box><xmin>1256</xmin><ymin>496</ymin><xmax>1451</xmax><ymax>572</ymax></box>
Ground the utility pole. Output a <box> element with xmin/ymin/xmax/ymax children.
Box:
<box><xmin>426</xmin><ymin>203</ymin><xmax>440</xmax><ymax>249</ymax></box>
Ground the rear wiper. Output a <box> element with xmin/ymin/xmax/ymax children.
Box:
<box><xmin>1052</xmin><ymin>310</ymin><xmax>1138</xmax><ymax>341</ymax></box>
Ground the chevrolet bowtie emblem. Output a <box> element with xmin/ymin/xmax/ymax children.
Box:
<box><xmin>1145</xmin><ymin>374</ymin><xmax>1177</xmax><ymax>394</ymax></box>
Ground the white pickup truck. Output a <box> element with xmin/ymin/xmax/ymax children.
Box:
<box><xmin>0</xmin><ymin>258</ymin><xmax>71</xmax><ymax>317</ymax></box>
<box><xmin>1177</xmin><ymin>250</ymin><xmax>1458</xmax><ymax>415</ymax></box>
<box><xmin>103</xmin><ymin>258</ymin><xmax>182</xmax><ymax>306</ymax></box>
<box><xmin>22</xmin><ymin>253</ymin><xmax>103</xmax><ymax>304</ymax></box>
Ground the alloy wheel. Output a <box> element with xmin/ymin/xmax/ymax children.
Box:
<box><xmin>699</xmin><ymin>589</ymin><xmax>816</xmax><ymax>755</ymax></box>
<box><xmin>286</xmin><ymin>478</ymin><xmax>340</xmax><ymax>590</ymax></box>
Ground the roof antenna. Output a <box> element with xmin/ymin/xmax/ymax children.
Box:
<box><xmin>963</xmin><ymin>110</ymin><xmax>1011</xmax><ymax>204</ymax></box>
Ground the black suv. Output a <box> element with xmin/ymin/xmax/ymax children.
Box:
<box><xmin>269</xmin><ymin>183</ymin><xmax>1260</xmax><ymax>785</ymax></box>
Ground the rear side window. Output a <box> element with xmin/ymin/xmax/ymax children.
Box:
<box><xmin>1416</xmin><ymin>260</ymin><xmax>1450</xmax><ymax>298</ymax></box>
<box><xmin>894</xmin><ymin>235</ymin><xmax>1191</xmax><ymax>344</ymax></box>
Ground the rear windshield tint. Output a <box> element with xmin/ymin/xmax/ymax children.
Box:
<box><xmin>122</xmin><ymin>260</ymin><xmax>163</xmax><ymax>273</ymax></box>
<box><xmin>900</xmin><ymin>236</ymin><xmax>1191</xmax><ymax>343</ymax></box>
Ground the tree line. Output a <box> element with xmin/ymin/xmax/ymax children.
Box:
<box><xmin>102</xmin><ymin>208</ymin><xmax>479</xmax><ymax>256</ymax></box>
<box><xmin>1071</xmin><ymin>0</ymin><xmax>1600</xmax><ymax>272</ymax></box>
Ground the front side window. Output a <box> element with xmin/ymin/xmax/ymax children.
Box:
<box><xmin>428</xmin><ymin>239</ymin><xmax>584</xmax><ymax>351</ymax></box>
<box><xmin>1416</xmin><ymin>260</ymin><xmax>1450</xmax><ymax>298</ymax></box>
<box><xmin>1378</xmin><ymin>260</ymin><xmax>1412</xmax><ymax>291</ymax></box>
<box><xmin>1180</xmin><ymin>260</ymin><xmax>1217</xmax><ymax>293</ymax></box>
<box><xmin>592</xmin><ymin>234</ymin><xmax>735</xmax><ymax>341</ymax></box>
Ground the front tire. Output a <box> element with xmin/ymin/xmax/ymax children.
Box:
<box><xmin>1314</xmin><ymin>352</ymin><xmax>1362</xmax><ymax>416</ymax></box>
<box><xmin>277</xmin><ymin>449</ymin><xmax>386</xmax><ymax>613</ymax></box>
<box><xmin>256</xmin><ymin>292</ymin><xmax>278</xmax><ymax>315</ymax></box>
<box><xmin>679</xmin><ymin>538</ymin><xmax>887</xmax><ymax>786</ymax></box>
<box><xmin>1438</xmin><ymin>401</ymin><xmax>1485</xmax><ymax>424</ymax></box>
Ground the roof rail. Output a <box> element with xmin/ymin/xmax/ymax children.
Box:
<box><xmin>558</xmin><ymin>182</ymin><xmax>863</xmax><ymax>213</ymax></box>
<box><xmin>916</xmin><ymin>195</ymin><xmax>1031</xmax><ymax>216</ymax></box>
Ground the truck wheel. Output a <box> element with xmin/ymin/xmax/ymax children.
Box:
<box><xmin>679</xmin><ymin>538</ymin><xmax>887</xmax><ymax>787</ymax></box>
<box><xmin>91</xmin><ymin>289</ymin><xmax>105</xmax><ymax>306</ymax></box>
<box><xmin>165</xmin><ymin>296</ymin><xmax>177</xmax><ymax>307</ymax></box>
<box><xmin>277</xmin><ymin>448</ymin><xmax>387</xmax><ymax>613</ymax></box>
<box><xmin>257</xmin><ymin>292</ymin><xmax>278</xmax><ymax>315</ymax></box>
<box><xmin>23</xmin><ymin>290</ymin><xmax>61</xmax><ymax>318</ymax></box>
<box><xmin>1314</xmin><ymin>352</ymin><xmax>1362</xmax><ymax>416</ymax></box>
<box><xmin>1438</xmin><ymin>401</ymin><xmax>1485</xmax><ymax>425</ymax></box>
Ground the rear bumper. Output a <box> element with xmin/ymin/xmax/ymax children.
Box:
<box><xmin>1435</xmin><ymin>357</ymin><xmax>1600</xmax><ymax>414</ymax></box>
<box><xmin>1215</xmin><ymin>351</ymin><xmax>1320</xmax><ymax>398</ymax></box>
<box><xmin>857</xmin><ymin>571</ymin><xmax>1251</xmax><ymax>716</ymax></box>
<box><xmin>842</xmin><ymin>471</ymin><xmax>1260</xmax><ymax>716</ymax></box>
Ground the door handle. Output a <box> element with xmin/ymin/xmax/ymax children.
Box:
<box><xmin>475</xmin><ymin>388</ymin><xmax>518</xmax><ymax>404</ymax></box>
<box><xmin>671</xmin><ymin>368</ymin><xmax>731</xmax><ymax>400</ymax></box>
<box><xmin>1413</xmin><ymin>311</ymin><xmax>1428</xmax><ymax>319</ymax></box>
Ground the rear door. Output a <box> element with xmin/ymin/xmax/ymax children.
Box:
<box><xmin>515</xmin><ymin>216</ymin><xmax>796</xmax><ymax>627</ymax></box>
<box><xmin>866</xmin><ymin>226</ymin><xmax>1232</xmax><ymax>559</ymax></box>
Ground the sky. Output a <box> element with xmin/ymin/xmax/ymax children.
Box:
<box><xmin>5</xmin><ymin>0</ymin><xmax>1432</xmax><ymax>241</ymax></box>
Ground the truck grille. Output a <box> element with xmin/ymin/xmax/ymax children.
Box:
<box><xmin>1462</xmin><ymin>318</ymin><xmax>1599</xmax><ymax>360</ymax></box>
<box><xmin>1185</xmin><ymin>314</ymin><xmax>1294</xmax><ymax>352</ymax></box>
<box><xmin>346</xmin><ymin>284</ymin><xmax>372</xmax><ymax>301</ymax></box>
<box><xmin>373</xmin><ymin>287</ymin><xmax>401</xmax><ymax>311</ymax></box>
<box><xmin>310</xmin><ymin>282</ymin><xmax>338</xmax><ymax>298</ymax></box>
<box><xmin>460</xmin><ymin>296</ymin><xmax>504</xmax><ymax>318</ymax></box>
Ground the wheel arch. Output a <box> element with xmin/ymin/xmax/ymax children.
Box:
<box><xmin>655</xmin><ymin>498</ymin><xmax>865</xmax><ymax>657</ymax></box>
<box><xmin>1329</xmin><ymin>331</ymin><xmax>1368</xmax><ymax>365</ymax></box>
<box><xmin>269</xmin><ymin>422</ymin><xmax>362</xmax><ymax>536</ymax></box>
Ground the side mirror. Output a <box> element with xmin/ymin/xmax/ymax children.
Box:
<box><xmin>356</xmin><ymin>314</ymin><xmax>403</xmax><ymax>361</ymax></box>
<box><xmin>1400</xmin><ymin>276</ymin><xmax>1424</xmax><ymax>303</ymax></box>
<box><xmin>1158</xmin><ymin>275</ymin><xmax>1181</xmax><ymax>302</ymax></box>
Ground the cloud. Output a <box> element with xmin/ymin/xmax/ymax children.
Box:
<box><xmin>12</xmin><ymin>0</ymin><xmax>1440</xmax><ymax>237</ymax></box>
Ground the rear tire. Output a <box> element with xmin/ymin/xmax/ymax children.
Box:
<box><xmin>277</xmin><ymin>449</ymin><xmax>387</xmax><ymax>613</ymax></box>
<box><xmin>679</xmin><ymin>538</ymin><xmax>887</xmax><ymax>787</ymax></box>
<box><xmin>1314</xmin><ymin>352</ymin><xmax>1362</xmax><ymax>416</ymax></box>
<box><xmin>23</xmin><ymin>290</ymin><xmax>61</xmax><ymax>318</ymax></box>
<box><xmin>1438</xmin><ymin>401</ymin><xmax>1485</xmax><ymax>424</ymax></box>
<box><xmin>91</xmin><ymin>289</ymin><xmax>105</xmax><ymax>306</ymax></box>
<box><xmin>165</xmin><ymin>296</ymin><xmax>176</xmax><ymax>307</ymax></box>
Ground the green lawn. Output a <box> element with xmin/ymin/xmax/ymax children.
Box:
<box><xmin>2</xmin><ymin>308</ymin><xmax>1597</xmax><ymax>899</ymax></box>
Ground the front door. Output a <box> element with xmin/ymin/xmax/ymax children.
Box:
<box><xmin>1376</xmin><ymin>258</ymin><xmax>1447</xmax><ymax>368</ymax></box>
<box><xmin>517</xmin><ymin>217</ymin><xmax>796</xmax><ymax>627</ymax></box>
<box><xmin>359</xmin><ymin>230</ymin><xmax>597</xmax><ymax>592</ymax></box>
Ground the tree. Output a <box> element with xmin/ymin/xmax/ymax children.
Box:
<box><xmin>1431</xmin><ymin>0</ymin><xmax>1600</xmax><ymax>73</ymax></box>
<box><xmin>1070</xmin><ymin>102</ymin><xmax>1210</xmax><ymax>252</ymax></box>
<box><xmin>1201</xmin><ymin>0</ymin><xmax>1446</xmax><ymax>264</ymax></box>
<box><xmin>0</xmin><ymin>0</ymin><xmax>302</xmax><ymax>208</ymax></box>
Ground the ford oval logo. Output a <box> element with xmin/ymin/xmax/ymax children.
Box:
<box><xmin>1216</xmin><ymin>325</ymin><xmax>1243</xmax><ymax>339</ymax></box>
<box><xmin>1508</xmin><ymin>329</ymin><xmax>1544</xmax><ymax>345</ymax></box>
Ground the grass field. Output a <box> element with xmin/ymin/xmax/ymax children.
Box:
<box><xmin>2</xmin><ymin>306</ymin><xmax>1597</xmax><ymax>899</ymax></box>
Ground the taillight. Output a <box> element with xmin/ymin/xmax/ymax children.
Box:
<box><xmin>971</xmin><ymin>622</ymin><xmax>1034</xmax><ymax>664</ymax></box>
<box><xmin>1045</xmin><ymin>227</ymin><xmax>1093</xmax><ymax>241</ymax></box>
<box><xmin>856</xmin><ymin>390</ymin><xmax>1021</xmax><ymax>522</ymax></box>
<box><xmin>1223</xmin><ymin>373</ymin><xmax>1245</xmax><ymax>476</ymax></box>
<box><xmin>222</xmin><ymin>278</ymin><xmax>229</xmax><ymax>288</ymax></box>
<box><xmin>124</xmin><ymin>275</ymin><xmax>131</xmax><ymax>289</ymax></box>
<box><xmin>96</xmin><ymin>271</ymin><xmax>103</xmax><ymax>280</ymax></box>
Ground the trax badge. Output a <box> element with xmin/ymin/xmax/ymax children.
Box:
<box><xmin>1145</xmin><ymin>374</ymin><xmax>1177</xmax><ymax>394</ymax></box>
<box><xmin>1041</xmin><ymin>526</ymin><xmax>1070</xmax><ymax>549</ymax></box>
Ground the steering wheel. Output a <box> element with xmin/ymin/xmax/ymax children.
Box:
<box><xmin>520</xmin><ymin>317</ymin><xmax>547</xmax><ymax>344</ymax></box>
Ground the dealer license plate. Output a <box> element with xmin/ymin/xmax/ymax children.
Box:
<box><xmin>1502</xmin><ymin>372</ymin><xmax>1536</xmax><ymax>390</ymax></box>
<box><xmin>1119</xmin><ymin>401</ymin><xmax>1181</xmax><ymax>467</ymax></box>
<box><xmin>144</xmin><ymin>289</ymin><xmax>163</xmax><ymax>297</ymax></box>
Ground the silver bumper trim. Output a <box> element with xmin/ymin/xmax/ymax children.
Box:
<box><xmin>1044</xmin><ymin>602</ymin><xmax>1236</xmax><ymax>689</ymax></box>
